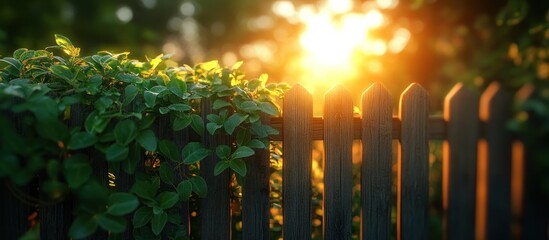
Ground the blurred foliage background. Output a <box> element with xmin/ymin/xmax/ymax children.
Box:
<box><xmin>2</xmin><ymin>0</ymin><xmax>548</xmax><ymax>239</ymax></box>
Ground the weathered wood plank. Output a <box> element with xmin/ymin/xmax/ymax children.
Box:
<box><xmin>200</xmin><ymin>99</ymin><xmax>231</xmax><ymax>240</ymax></box>
<box><xmin>323</xmin><ymin>85</ymin><xmax>353</xmax><ymax>240</ymax></box>
<box><xmin>154</xmin><ymin>114</ymin><xmax>190</xmax><ymax>239</ymax></box>
<box><xmin>361</xmin><ymin>83</ymin><xmax>393</xmax><ymax>240</ymax></box>
<box><xmin>283</xmin><ymin>84</ymin><xmax>313</xmax><ymax>240</ymax></box>
<box><xmin>397</xmin><ymin>83</ymin><xmax>429</xmax><ymax>240</ymax></box>
<box><xmin>442</xmin><ymin>83</ymin><xmax>479</xmax><ymax>240</ymax></box>
<box><xmin>242</xmin><ymin>114</ymin><xmax>271</xmax><ymax>240</ymax></box>
<box><xmin>268</xmin><ymin>116</ymin><xmax>446</xmax><ymax>140</ymax></box>
<box><xmin>513</xmin><ymin>85</ymin><xmax>549</xmax><ymax>240</ymax></box>
<box><xmin>477</xmin><ymin>82</ymin><xmax>513</xmax><ymax>240</ymax></box>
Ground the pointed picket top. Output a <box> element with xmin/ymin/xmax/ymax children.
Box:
<box><xmin>480</xmin><ymin>82</ymin><xmax>511</xmax><ymax>121</ymax></box>
<box><xmin>325</xmin><ymin>84</ymin><xmax>351</xmax><ymax>98</ymax></box>
<box><xmin>515</xmin><ymin>83</ymin><xmax>534</xmax><ymax>102</ymax></box>
<box><xmin>362</xmin><ymin>82</ymin><xmax>391</xmax><ymax>105</ymax></box>
<box><xmin>285</xmin><ymin>83</ymin><xmax>312</xmax><ymax>100</ymax></box>
<box><xmin>444</xmin><ymin>83</ymin><xmax>479</xmax><ymax>120</ymax></box>
<box><xmin>325</xmin><ymin>84</ymin><xmax>353</xmax><ymax>110</ymax></box>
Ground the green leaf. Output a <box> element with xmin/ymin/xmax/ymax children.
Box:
<box><xmin>213</xmin><ymin>99</ymin><xmax>232</xmax><ymax>110</ymax></box>
<box><xmin>215</xmin><ymin>145</ymin><xmax>231</xmax><ymax>159</ymax></box>
<box><xmin>124</xmin><ymin>143</ymin><xmax>141</xmax><ymax>174</ymax></box>
<box><xmin>54</xmin><ymin>34</ymin><xmax>74</xmax><ymax>48</ymax></box>
<box><xmin>159</xmin><ymin>107</ymin><xmax>170</xmax><ymax>114</ymax></box>
<box><xmin>168</xmin><ymin>79</ymin><xmax>187</xmax><ymax>98</ymax></box>
<box><xmin>158</xmin><ymin>140</ymin><xmax>180</xmax><ymax>162</ymax></box>
<box><xmin>214</xmin><ymin>161</ymin><xmax>231</xmax><ymax>176</ymax></box>
<box><xmin>182</xmin><ymin>142</ymin><xmax>211</xmax><ymax>164</ymax></box>
<box><xmin>151</xmin><ymin>212</ymin><xmax>168</xmax><ymax>235</ymax></box>
<box><xmin>232</xmin><ymin>146</ymin><xmax>254</xmax><ymax>159</ymax></box>
<box><xmin>107</xmin><ymin>192</ymin><xmax>139</xmax><ymax>216</ymax></box>
<box><xmin>239</xmin><ymin>101</ymin><xmax>258</xmax><ymax>112</ymax></box>
<box><xmin>69</xmin><ymin>215</ymin><xmax>98</xmax><ymax>239</ymax></box>
<box><xmin>158</xmin><ymin>163</ymin><xmax>174</xmax><ymax>185</ymax></box>
<box><xmin>173</xmin><ymin>115</ymin><xmax>192</xmax><ymax>131</ymax></box>
<box><xmin>67</xmin><ymin>132</ymin><xmax>97</xmax><ymax>150</ymax></box>
<box><xmin>35</xmin><ymin>119</ymin><xmax>68</xmax><ymax>142</ymax></box>
<box><xmin>224</xmin><ymin>113</ymin><xmax>248</xmax><ymax>135</ymax></box>
<box><xmin>157</xmin><ymin>191</ymin><xmax>179</xmax><ymax>209</ymax></box>
<box><xmin>258</xmin><ymin>102</ymin><xmax>278</xmax><ymax>115</ymax></box>
<box><xmin>168</xmin><ymin>103</ymin><xmax>191</xmax><ymax>112</ymax></box>
<box><xmin>206</xmin><ymin>122</ymin><xmax>222</xmax><ymax>135</ymax></box>
<box><xmin>64</xmin><ymin>154</ymin><xmax>92</xmax><ymax>189</ymax></box>
<box><xmin>94</xmin><ymin>96</ymin><xmax>113</xmax><ymax>113</ymax></box>
<box><xmin>47</xmin><ymin>160</ymin><xmax>60</xmax><ymax>179</ymax></box>
<box><xmin>118</xmin><ymin>73</ymin><xmax>143</xmax><ymax>83</ymax></box>
<box><xmin>123</xmin><ymin>85</ymin><xmax>139</xmax><ymax>106</ymax></box>
<box><xmin>190</xmin><ymin>114</ymin><xmax>204</xmax><ymax>136</ymax></box>
<box><xmin>144</xmin><ymin>91</ymin><xmax>158</xmax><ymax>108</ymax></box>
<box><xmin>136</xmin><ymin>130</ymin><xmax>157</xmax><ymax>151</ymax></box>
<box><xmin>114</xmin><ymin>119</ymin><xmax>137</xmax><ymax>146</ymax></box>
<box><xmin>49</xmin><ymin>65</ymin><xmax>74</xmax><ymax>82</ymax></box>
<box><xmin>247</xmin><ymin>139</ymin><xmax>266</xmax><ymax>149</ymax></box>
<box><xmin>189</xmin><ymin>176</ymin><xmax>207</xmax><ymax>198</ymax></box>
<box><xmin>131</xmin><ymin>180</ymin><xmax>158</xmax><ymax>200</ymax></box>
<box><xmin>230</xmin><ymin>159</ymin><xmax>247</xmax><ymax>177</ymax></box>
<box><xmin>97</xmin><ymin>213</ymin><xmax>127</xmax><ymax>233</ymax></box>
<box><xmin>106</xmin><ymin>143</ymin><xmax>129</xmax><ymax>162</ymax></box>
<box><xmin>133</xmin><ymin>207</ymin><xmax>153</xmax><ymax>228</ymax></box>
<box><xmin>235</xmin><ymin>129</ymin><xmax>251</xmax><ymax>146</ymax></box>
<box><xmin>85</xmin><ymin>112</ymin><xmax>110</xmax><ymax>134</ymax></box>
<box><xmin>176</xmin><ymin>180</ymin><xmax>192</xmax><ymax>201</ymax></box>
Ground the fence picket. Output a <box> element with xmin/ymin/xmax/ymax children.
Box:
<box><xmin>477</xmin><ymin>82</ymin><xmax>513</xmax><ymax>240</ymax></box>
<box><xmin>200</xmin><ymin>99</ymin><xmax>231</xmax><ymax>240</ymax></box>
<box><xmin>513</xmin><ymin>85</ymin><xmax>549</xmax><ymax>239</ymax></box>
<box><xmin>397</xmin><ymin>83</ymin><xmax>429</xmax><ymax>240</ymax></box>
<box><xmin>443</xmin><ymin>83</ymin><xmax>479</xmax><ymax>240</ymax></box>
<box><xmin>361</xmin><ymin>83</ymin><xmax>393</xmax><ymax>240</ymax></box>
<box><xmin>323</xmin><ymin>85</ymin><xmax>353</xmax><ymax>240</ymax></box>
<box><xmin>283</xmin><ymin>84</ymin><xmax>313</xmax><ymax>240</ymax></box>
<box><xmin>242</xmin><ymin>114</ymin><xmax>271</xmax><ymax>240</ymax></box>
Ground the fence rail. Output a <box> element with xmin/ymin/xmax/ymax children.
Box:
<box><xmin>1</xmin><ymin>82</ymin><xmax>548</xmax><ymax>240</ymax></box>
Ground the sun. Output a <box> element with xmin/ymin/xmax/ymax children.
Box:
<box><xmin>299</xmin><ymin>5</ymin><xmax>384</xmax><ymax>71</ymax></box>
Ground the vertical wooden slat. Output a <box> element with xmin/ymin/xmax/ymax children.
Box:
<box><xmin>242</xmin><ymin>114</ymin><xmax>271</xmax><ymax>240</ymax></box>
<box><xmin>514</xmin><ymin>85</ymin><xmax>549</xmax><ymax>240</ymax></box>
<box><xmin>323</xmin><ymin>85</ymin><xmax>353</xmax><ymax>240</ymax></box>
<box><xmin>0</xmin><ymin>110</ymin><xmax>34</xmax><ymax>238</ymax></box>
<box><xmin>397</xmin><ymin>83</ymin><xmax>429</xmax><ymax>240</ymax></box>
<box><xmin>442</xmin><ymin>83</ymin><xmax>479</xmax><ymax>240</ymax></box>
<box><xmin>361</xmin><ymin>83</ymin><xmax>393</xmax><ymax>240</ymax></box>
<box><xmin>283</xmin><ymin>84</ymin><xmax>313</xmax><ymax>240</ymax></box>
<box><xmin>200</xmin><ymin>99</ymin><xmax>231</xmax><ymax>240</ymax></box>
<box><xmin>154</xmin><ymin>114</ymin><xmax>190</xmax><ymax>238</ymax></box>
<box><xmin>477</xmin><ymin>82</ymin><xmax>513</xmax><ymax>240</ymax></box>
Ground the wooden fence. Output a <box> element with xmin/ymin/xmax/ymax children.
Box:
<box><xmin>1</xmin><ymin>82</ymin><xmax>548</xmax><ymax>240</ymax></box>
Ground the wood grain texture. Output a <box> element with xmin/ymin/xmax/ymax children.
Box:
<box><xmin>200</xmin><ymin>99</ymin><xmax>231</xmax><ymax>240</ymax></box>
<box><xmin>397</xmin><ymin>83</ymin><xmax>430</xmax><ymax>240</ymax></box>
<box><xmin>442</xmin><ymin>83</ymin><xmax>479</xmax><ymax>240</ymax></box>
<box><xmin>323</xmin><ymin>85</ymin><xmax>353</xmax><ymax>240</ymax></box>
<box><xmin>242</xmin><ymin>114</ymin><xmax>271</xmax><ymax>240</ymax></box>
<box><xmin>477</xmin><ymin>82</ymin><xmax>513</xmax><ymax>240</ymax></box>
<box><xmin>361</xmin><ymin>83</ymin><xmax>393</xmax><ymax>240</ymax></box>
<box><xmin>268</xmin><ymin>116</ymin><xmax>446</xmax><ymax>141</ymax></box>
<box><xmin>283</xmin><ymin>84</ymin><xmax>313</xmax><ymax>240</ymax></box>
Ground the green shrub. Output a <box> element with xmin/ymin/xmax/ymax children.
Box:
<box><xmin>0</xmin><ymin>34</ymin><xmax>288</xmax><ymax>238</ymax></box>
